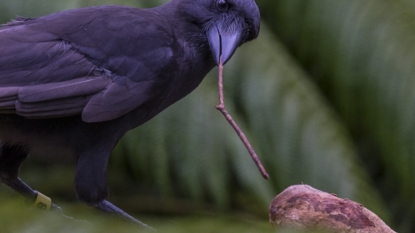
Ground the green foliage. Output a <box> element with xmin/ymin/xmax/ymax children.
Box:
<box><xmin>260</xmin><ymin>0</ymin><xmax>415</xmax><ymax>231</ymax></box>
<box><xmin>0</xmin><ymin>194</ymin><xmax>272</xmax><ymax>233</ymax></box>
<box><xmin>1</xmin><ymin>0</ymin><xmax>414</xmax><ymax>232</ymax></box>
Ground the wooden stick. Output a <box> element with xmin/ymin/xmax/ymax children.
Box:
<box><xmin>216</xmin><ymin>58</ymin><xmax>269</xmax><ymax>180</ymax></box>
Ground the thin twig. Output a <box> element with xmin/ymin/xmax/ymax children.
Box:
<box><xmin>215</xmin><ymin>57</ymin><xmax>269</xmax><ymax>180</ymax></box>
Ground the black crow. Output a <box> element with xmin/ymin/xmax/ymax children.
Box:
<box><xmin>0</xmin><ymin>0</ymin><xmax>260</xmax><ymax>228</ymax></box>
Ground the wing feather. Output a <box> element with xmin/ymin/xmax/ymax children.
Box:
<box><xmin>18</xmin><ymin>77</ymin><xmax>111</xmax><ymax>102</ymax></box>
<box><xmin>0</xmin><ymin>87</ymin><xmax>19</xmax><ymax>101</ymax></box>
<box><xmin>16</xmin><ymin>96</ymin><xmax>90</xmax><ymax>115</ymax></box>
<box><xmin>0</xmin><ymin>6</ymin><xmax>176</xmax><ymax>122</ymax></box>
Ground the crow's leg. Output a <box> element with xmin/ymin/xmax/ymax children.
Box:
<box><xmin>75</xmin><ymin>149</ymin><xmax>154</xmax><ymax>230</ymax></box>
<box><xmin>0</xmin><ymin>144</ymin><xmax>79</xmax><ymax>219</ymax></box>
<box><xmin>0</xmin><ymin>145</ymin><xmax>35</xmax><ymax>199</ymax></box>
<box><xmin>94</xmin><ymin>200</ymin><xmax>154</xmax><ymax>228</ymax></box>
<box><xmin>0</xmin><ymin>144</ymin><xmax>65</xmax><ymax>211</ymax></box>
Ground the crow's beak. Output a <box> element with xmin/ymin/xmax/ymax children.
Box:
<box><xmin>207</xmin><ymin>24</ymin><xmax>243</xmax><ymax>65</ymax></box>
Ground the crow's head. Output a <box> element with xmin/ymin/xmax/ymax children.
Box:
<box><xmin>175</xmin><ymin>0</ymin><xmax>260</xmax><ymax>65</ymax></box>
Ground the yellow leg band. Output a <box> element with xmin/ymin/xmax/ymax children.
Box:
<box><xmin>33</xmin><ymin>192</ymin><xmax>52</xmax><ymax>211</ymax></box>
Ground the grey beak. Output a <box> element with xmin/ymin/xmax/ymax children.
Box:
<box><xmin>207</xmin><ymin>25</ymin><xmax>243</xmax><ymax>65</ymax></box>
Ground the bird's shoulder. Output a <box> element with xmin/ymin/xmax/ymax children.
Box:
<box><xmin>30</xmin><ymin>5</ymin><xmax>178</xmax><ymax>71</ymax></box>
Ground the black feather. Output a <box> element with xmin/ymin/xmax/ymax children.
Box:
<box><xmin>0</xmin><ymin>0</ymin><xmax>260</xmax><ymax>228</ymax></box>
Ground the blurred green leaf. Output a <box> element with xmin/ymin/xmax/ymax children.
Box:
<box><xmin>260</xmin><ymin>0</ymin><xmax>415</xmax><ymax>231</ymax></box>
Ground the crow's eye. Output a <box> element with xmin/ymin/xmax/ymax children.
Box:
<box><xmin>216</xmin><ymin>0</ymin><xmax>229</xmax><ymax>12</ymax></box>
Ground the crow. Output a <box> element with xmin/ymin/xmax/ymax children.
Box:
<box><xmin>0</xmin><ymin>0</ymin><xmax>260</xmax><ymax>228</ymax></box>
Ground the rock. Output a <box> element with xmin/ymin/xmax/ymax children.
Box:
<box><xmin>269</xmin><ymin>185</ymin><xmax>395</xmax><ymax>233</ymax></box>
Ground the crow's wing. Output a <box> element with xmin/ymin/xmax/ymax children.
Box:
<box><xmin>0</xmin><ymin>24</ymin><xmax>109</xmax><ymax>118</ymax></box>
<box><xmin>0</xmin><ymin>6</ymin><xmax>176</xmax><ymax>122</ymax></box>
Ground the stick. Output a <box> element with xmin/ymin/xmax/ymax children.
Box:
<box><xmin>216</xmin><ymin>57</ymin><xmax>269</xmax><ymax>180</ymax></box>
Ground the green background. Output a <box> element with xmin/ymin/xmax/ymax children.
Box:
<box><xmin>1</xmin><ymin>0</ymin><xmax>414</xmax><ymax>232</ymax></box>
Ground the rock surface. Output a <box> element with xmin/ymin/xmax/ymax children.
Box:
<box><xmin>269</xmin><ymin>185</ymin><xmax>395</xmax><ymax>233</ymax></box>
